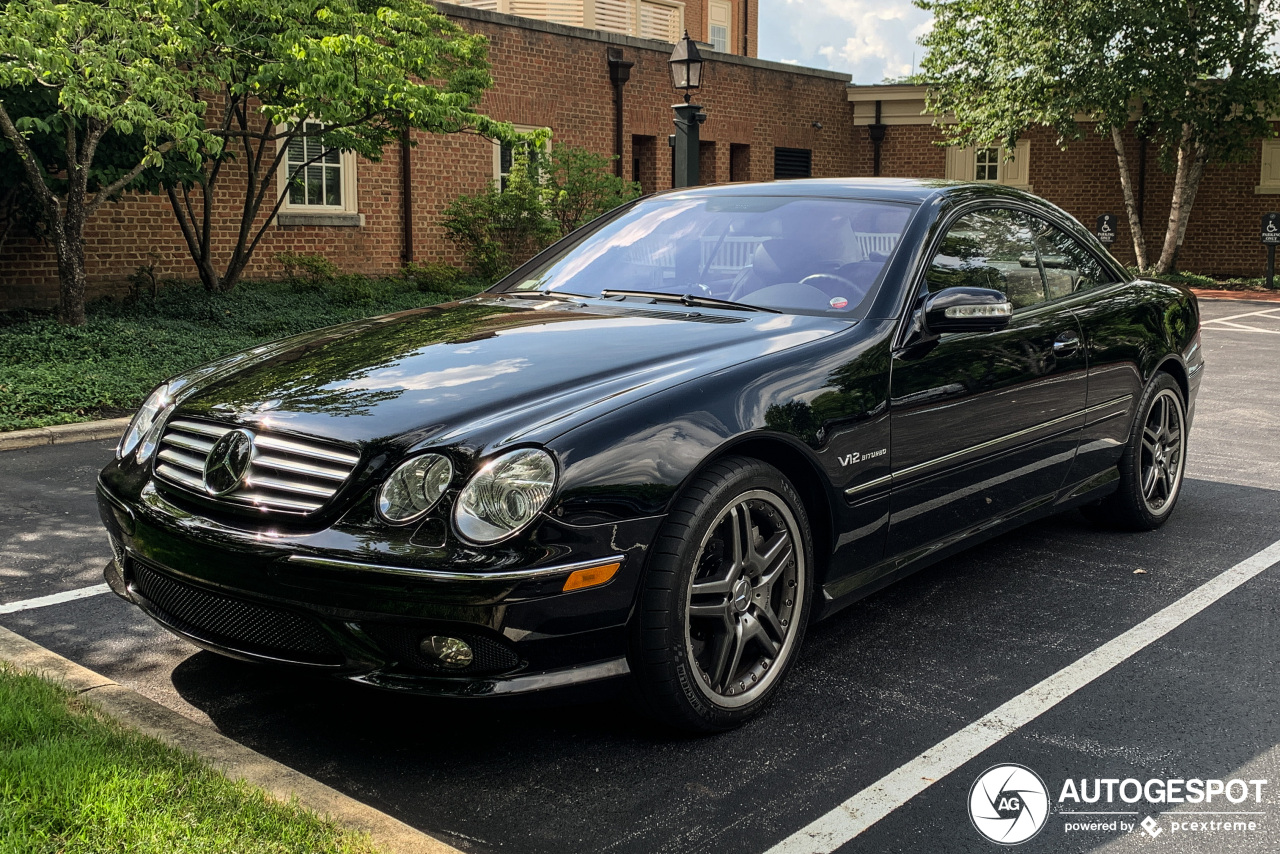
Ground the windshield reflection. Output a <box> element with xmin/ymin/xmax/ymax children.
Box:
<box><xmin>510</xmin><ymin>195</ymin><xmax>915</xmax><ymax>318</ymax></box>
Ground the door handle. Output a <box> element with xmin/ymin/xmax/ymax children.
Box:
<box><xmin>1053</xmin><ymin>333</ymin><xmax>1080</xmax><ymax>356</ymax></box>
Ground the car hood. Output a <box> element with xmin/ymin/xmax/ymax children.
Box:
<box><xmin>174</xmin><ymin>296</ymin><xmax>851</xmax><ymax>449</ymax></box>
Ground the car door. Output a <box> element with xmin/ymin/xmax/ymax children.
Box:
<box><xmin>1029</xmin><ymin>214</ymin><xmax>1144</xmax><ymax>495</ymax></box>
<box><xmin>886</xmin><ymin>207</ymin><xmax>1088</xmax><ymax>561</ymax></box>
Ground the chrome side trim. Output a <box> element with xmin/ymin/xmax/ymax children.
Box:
<box><xmin>852</xmin><ymin>394</ymin><xmax>1135</xmax><ymax>496</ymax></box>
<box><xmin>843</xmin><ymin>473</ymin><xmax>892</xmax><ymax>500</ymax></box>
<box><xmin>285</xmin><ymin>553</ymin><xmax>627</xmax><ymax>583</ymax></box>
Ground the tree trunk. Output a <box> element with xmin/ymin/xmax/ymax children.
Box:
<box><xmin>1155</xmin><ymin>125</ymin><xmax>1203</xmax><ymax>274</ymax></box>
<box><xmin>1110</xmin><ymin>125</ymin><xmax>1148</xmax><ymax>271</ymax></box>
<box><xmin>52</xmin><ymin>221</ymin><xmax>88</xmax><ymax>326</ymax></box>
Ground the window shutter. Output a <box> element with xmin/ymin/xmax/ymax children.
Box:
<box><xmin>944</xmin><ymin>146</ymin><xmax>974</xmax><ymax>180</ymax></box>
<box><xmin>594</xmin><ymin>0</ymin><xmax>633</xmax><ymax>33</ymax></box>
<box><xmin>1003</xmin><ymin>140</ymin><xmax>1031</xmax><ymax>187</ymax></box>
<box><xmin>1260</xmin><ymin>140</ymin><xmax>1280</xmax><ymax>193</ymax></box>
<box><xmin>638</xmin><ymin>0</ymin><xmax>682</xmax><ymax>42</ymax></box>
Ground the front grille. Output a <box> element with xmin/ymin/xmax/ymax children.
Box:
<box><xmin>131</xmin><ymin>562</ymin><xmax>342</xmax><ymax>663</ymax></box>
<box><xmin>154</xmin><ymin>418</ymin><xmax>360</xmax><ymax>515</ymax></box>
<box><xmin>360</xmin><ymin>623</ymin><xmax>521</xmax><ymax>676</ymax></box>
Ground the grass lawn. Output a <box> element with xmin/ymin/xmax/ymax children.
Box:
<box><xmin>0</xmin><ymin>663</ymin><xmax>379</xmax><ymax>853</ymax></box>
<box><xmin>0</xmin><ymin>272</ymin><xmax>487</xmax><ymax>433</ymax></box>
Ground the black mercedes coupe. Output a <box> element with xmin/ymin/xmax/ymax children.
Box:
<box><xmin>98</xmin><ymin>179</ymin><xmax>1202</xmax><ymax>731</ymax></box>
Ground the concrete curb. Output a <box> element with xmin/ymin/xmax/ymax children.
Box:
<box><xmin>0</xmin><ymin>625</ymin><xmax>463</xmax><ymax>854</ymax></box>
<box><xmin>0</xmin><ymin>417</ymin><xmax>131</xmax><ymax>452</ymax></box>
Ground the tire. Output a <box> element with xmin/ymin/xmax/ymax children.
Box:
<box><xmin>1081</xmin><ymin>372</ymin><xmax>1188</xmax><ymax>531</ymax></box>
<box><xmin>629</xmin><ymin>456</ymin><xmax>814</xmax><ymax>733</ymax></box>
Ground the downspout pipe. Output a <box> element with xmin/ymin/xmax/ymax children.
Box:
<box><xmin>608</xmin><ymin>48</ymin><xmax>634</xmax><ymax>179</ymax></box>
<box><xmin>400</xmin><ymin>129</ymin><xmax>414</xmax><ymax>264</ymax></box>
<box><xmin>868</xmin><ymin>100</ymin><xmax>888</xmax><ymax>177</ymax></box>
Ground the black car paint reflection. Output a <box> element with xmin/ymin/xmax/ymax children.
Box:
<box><xmin>97</xmin><ymin>179</ymin><xmax>1201</xmax><ymax>703</ymax></box>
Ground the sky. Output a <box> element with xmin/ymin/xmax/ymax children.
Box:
<box><xmin>757</xmin><ymin>0</ymin><xmax>933</xmax><ymax>84</ymax></box>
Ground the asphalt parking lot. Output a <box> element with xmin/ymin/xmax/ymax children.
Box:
<box><xmin>3</xmin><ymin>297</ymin><xmax>1279</xmax><ymax>854</ymax></box>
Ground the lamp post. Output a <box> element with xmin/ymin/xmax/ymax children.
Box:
<box><xmin>668</xmin><ymin>32</ymin><xmax>706</xmax><ymax>188</ymax></box>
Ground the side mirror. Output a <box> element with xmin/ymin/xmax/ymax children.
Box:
<box><xmin>922</xmin><ymin>287</ymin><xmax>1012</xmax><ymax>334</ymax></box>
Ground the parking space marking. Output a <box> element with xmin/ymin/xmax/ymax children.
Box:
<box><xmin>765</xmin><ymin>537</ymin><xmax>1280</xmax><ymax>854</ymax></box>
<box><xmin>1202</xmin><ymin>307</ymin><xmax>1280</xmax><ymax>324</ymax></box>
<box><xmin>0</xmin><ymin>583</ymin><xmax>111</xmax><ymax>615</ymax></box>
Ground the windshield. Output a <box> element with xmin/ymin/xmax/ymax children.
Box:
<box><xmin>505</xmin><ymin>195</ymin><xmax>915</xmax><ymax>317</ymax></box>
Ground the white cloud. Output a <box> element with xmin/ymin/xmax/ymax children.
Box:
<box><xmin>758</xmin><ymin>0</ymin><xmax>933</xmax><ymax>84</ymax></box>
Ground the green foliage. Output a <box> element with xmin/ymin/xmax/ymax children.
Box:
<box><xmin>917</xmin><ymin>0</ymin><xmax>1280</xmax><ymax>272</ymax></box>
<box><xmin>400</xmin><ymin>261</ymin><xmax>489</xmax><ymax>297</ymax></box>
<box><xmin>917</xmin><ymin>0</ymin><xmax>1280</xmax><ymax>160</ymax></box>
<box><xmin>0</xmin><ymin>272</ymin><xmax>485</xmax><ymax>432</ymax></box>
<box><xmin>441</xmin><ymin>146</ymin><xmax>558</xmax><ymax>281</ymax></box>
<box><xmin>0</xmin><ymin>664</ymin><xmax>379</xmax><ymax>853</ymax></box>
<box><xmin>0</xmin><ymin>0</ymin><xmax>214</xmax><ymax>323</ymax></box>
<box><xmin>278</xmin><ymin>251</ymin><xmax>340</xmax><ymax>290</ymax></box>
<box><xmin>539</xmin><ymin>145</ymin><xmax>642</xmax><ymax>237</ymax></box>
<box><xmin>165</xmin><ymin>0</ymin><xmax>528</xmax><ymax>293</ymax></box>
<box><xmin>441</xmin><ymin>143</ymin><xmax>640</xmax><ymax>280</ymax></box>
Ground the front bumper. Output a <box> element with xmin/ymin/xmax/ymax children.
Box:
<box><xmin>98</xmin><ymin>477</ymin><xmax>662</xmax><ymax>698</ymax></box>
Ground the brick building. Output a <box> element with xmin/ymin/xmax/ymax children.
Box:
<box><xmin>1</xmin><ymin>4</ymin><xmax>1277</xmax><ymax>310</ymax></box>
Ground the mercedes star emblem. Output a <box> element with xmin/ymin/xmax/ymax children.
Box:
<box><xmin>202</xmin><ymin>429</ymin><xmax>254</xmax><ymax>496</ymax></box>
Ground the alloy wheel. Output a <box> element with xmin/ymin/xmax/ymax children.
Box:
<box><xmin>684</xmin><ymin>489</ymin><xmax>805</xmax><ymax>708</ymax></box>
<box><xmin>1139</xmin><ymin>388</ymin><xmax>1186</xmax><ymax>515</ymax></box>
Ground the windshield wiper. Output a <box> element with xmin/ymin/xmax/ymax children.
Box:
<box><xmin>503</xmin><ymin>289</ymin><xmax>591</xmax><ymax>302</ymax></box>
<box><xmin>598</xmin><ymin>289</ymin><xmax>779</xmax><ymax>314</ymax></box>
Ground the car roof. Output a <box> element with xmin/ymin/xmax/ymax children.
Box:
<box><xmin>651</xmin><ymin>178</ymin><xmax>1041</xmax><ymax>206</ymax></box>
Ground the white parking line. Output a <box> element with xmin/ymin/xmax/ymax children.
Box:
<box><xmin>1202</xmin><ymin>307</ymin><xmax>1280</xmax><ymax>324</ymax></box>
<box><xmin>1201</xmin><ymin>320</ymin><xmax>1280</xmax><ymax>334</ymax></box>
<box><xmin>766</xmin><ymin>538</ymin><xmax>1280</xmax><ymax>854</ymax></box>
<box><xmin>0</xmin><ymin>583</ymin><xmax>111</xmax><ymax>615</ymax></box>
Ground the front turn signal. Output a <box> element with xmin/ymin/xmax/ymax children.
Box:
<box><xmin>562</xmin><ymin>561</ymin><xmax>622</xmax><ymax>592</ymax></box>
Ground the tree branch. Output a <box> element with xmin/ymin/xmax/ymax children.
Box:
<box><xmin>86</xmin><ymin>141</ymin><xmax>174</xmax><ymax>216</ymax></box>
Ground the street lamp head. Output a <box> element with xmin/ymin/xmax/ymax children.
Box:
<box><xmin>668</xmin><ymin>31</ymin><xmax>704</xmax><ymax>103</ymax></box>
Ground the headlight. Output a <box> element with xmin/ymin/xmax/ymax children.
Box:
<box><xmin>454</xmin><ymin>448</ymin><xmax>557</xmax><ymax>544</ymax></box>
<box><xmin>117</xmin><ymin>384</ymin><xmax>172</xmax><ymax>462</ymax></box>
<box><xmin>377</xmin><ymin>454</ymin><xmax>453</xmax><ymax>524</ymax></box>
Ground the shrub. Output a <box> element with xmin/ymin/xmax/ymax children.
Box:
<box><xmin>278</xmin><ymin>251</ymin><xmax>339</xmax><ymax>291</ymax></box>
<box><xmin>440</xmin><ymin>143</ymin><xmax>641</xmax><ymax>281</ymax></box>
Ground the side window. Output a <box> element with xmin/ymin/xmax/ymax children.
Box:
<box><xmin>925</xmin><ymin>208</ymin><xmax>1047</xmax><ymax>309</ymax></box>
<box><xmin>1031</xmin><ymin>217</ymin><xmax>1120</xmax><ymax>297</ymax></box>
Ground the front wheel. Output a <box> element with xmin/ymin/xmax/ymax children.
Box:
<box><xmin>1082</xmin><ymin>373</ymin><xmax>1188</xmax><ymax>531</ymax></box>
<box><xmin>629</xmin><ymin>457</ymin><xmax>813</xmax><ymax>732</ymax></box>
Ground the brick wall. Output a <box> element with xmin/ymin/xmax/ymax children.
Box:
<box><xmin>0</xmin><ymin>4</ymin><xmax>848</xmax><ymax>310</ymax></box>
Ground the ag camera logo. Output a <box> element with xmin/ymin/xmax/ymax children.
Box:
<box><xmin>969</xmin><ymin>764</ymin><xmax>1050</xmax><ymax>845</ymax></box>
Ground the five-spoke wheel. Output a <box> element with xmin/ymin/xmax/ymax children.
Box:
<box><xmin>1082</xmin><ymin>372</ymin><xmax>1188</xmax><ymax>530</ymax></box>
<box><xmin>685</xmin><ymin>491</ymin><xmax>804</xmax><ymax>707</ymax></box>
<box><xmin>630</xmin><ymin>457</ymin><xmax>813</xmax><ymax>731</ymax></box>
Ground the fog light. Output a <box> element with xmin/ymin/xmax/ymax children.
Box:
<box><xmin>420</xmin><ymin>635</ymin><xmax>473</xmax><ymax>669</ymax></box>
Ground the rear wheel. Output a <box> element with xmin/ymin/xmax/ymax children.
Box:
<box><xmin>1081</xmin><ymin>373</ymin><xmax>1187</xmax><ymax>531</ymax></box>
<box><xmin>629</xmin><ymin>457</ymin><xmax>813</xmax><ymax>732</ymax></box>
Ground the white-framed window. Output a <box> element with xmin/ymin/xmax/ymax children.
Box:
<box><xmin>493</xmin><ymin>126</ymin><xmax>552</xmax><ymax>191</ymax></box>
<box><xmin>974</xmin><ymin>147</ymin><xmax>999</xmax><ymax>182</ymax></box>
<box><xmin>277</xmin><ymin>121</ymin><xmax>361</xmax><ymax>222</ymax></box>
<box><xmin>1258</xmin><ymin>139</ymin><xmax>1280</xmax><ymax>194</ymax></box>
<box><xmin>708</xmin><ymin>0</ymin><xmax>732</xmax><ymax>52</ymax></box>
<box><xmin>945</xmin><ymin>140</ymin><xmax>1031</xmax><ymax>189</ymax></box>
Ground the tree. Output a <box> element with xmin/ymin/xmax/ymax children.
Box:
<box><xmin>917</xmin><ymin>0</ymin><xmax>1280</xmax><ymax>273</ymax></box>
<box><xmin>539</xmin><ymin>145</ymin><xmax>642</xmax><ymax>237</ymax></box>
<box><xmin>0</xmin><ymin>0</ymin><xmax>210</xmax><ymax>325</ymax></box>
<box><xmin>165</xmin><ymin>0</ymin><xmax>517</xmax><ymax>294</ymax></box>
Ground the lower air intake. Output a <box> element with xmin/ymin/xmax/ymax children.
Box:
<box><xmin>130</xmin><ymin>562</ymin><xmax>342</xmax><ymax>664</ymax></box>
